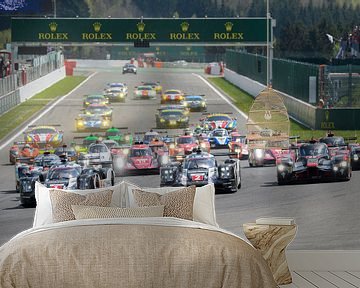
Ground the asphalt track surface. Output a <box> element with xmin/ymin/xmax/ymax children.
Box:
<box><xmin>0</xmin><ymin>68</ymin><xmax>359</xmax><ymax>250</ymax></box>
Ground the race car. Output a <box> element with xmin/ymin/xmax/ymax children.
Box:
<box><xmin>349</xmin><ymin>143</ymin><xmax>360</xmax><ymax>170</ymax></box>
<box><xmin>23</xmin><ymin>125</ymin><xmax>64</xmax><ymax>148</ymax></box>
<box><xmin>183</xmin><ymin>95</ymin><xmax>207</xmax><ymax>112</ymax></box>
<box><xmin>208</xmin><ymin>128</ymin><xmax>231</xmax><ymax>148</ymax></box>
<box><xmin>248</xmin><ymin>147</ymin><xmax>286</xmax><ymax>167</ymax></box>
<box><xmin>160</xmin><ymin>148</ymin><xmax>241</xmax><ymax>193</ymax></box>
<box><xmin>78</xmin><ymin>142</ymin><xmax>113</xmax><ymax>167</ymax></box>
<box><xmin>141</xmin><ymin>81</ymin><xmax>162</xmax><ymax>94</ymax></box>
<box><xmin>161</xmin><ymin>89</ymin><xmax>184</xmax><ymax>104</ymax></box>
<box><xmin>15</xmin><ymin>152</ymin><xmax>61</xmax><ymax>192</ymax></box>
<box><xmin>168</xmin><ymin>134</ymin><xmax>210</xmax><ymax>157</ymax></box>
<box><xmin>71</xmin><ymin>134</ymin><xmax>101</xmax><ymax>154</ymax></box>
<box><xmin>319</xmin><ymin>135</ymin><xmax>350</xmax><ymax>157</ymax></box>
<box><xmin>77</xmin><ymin>166</ymin><xmax>115</xmax><ymax>189</ymax></box>
<box><xmin>228</xmin><ymin>132</ymin><xmax>249</xmax><ymax>159</ymax></box>
<box><xmin>83</xmin><ymin>104</ymin><xmax>113</xmax><ymax>120</ymax></box>
<box><xmin>155</xmin><ymin>109</ymin><xmax>189</xmax><ymax>129</ymax></box>
<box><xmin>75</xmin><ymin>114</ymin><xmax>112</xmax><ymax>132</ymax></box>
<box><xmin>200</xmin><ymin>113</ymin><xmax>237</xmax><ymax>131</ymax></box>
<box><xmin>83</xmin><ymin>94</ymin><xmax>109</xmax><ymax>107</ymax></box>
<box><xmin>44</xmin><ymin>162</ymin><xmax>83</xmax><ymax>189</ymax></box>
<box><xmin>105</xmin><ymin>127</ymin><xmax>133</xmax><ymax>145</ymax></box>
<box><xmin>276</xmin><ymin>142</ymin><xmax>352</xmax><ymax>185</ymax></box>
<box><xmin>18</xmin><ymin>166</ymin><xmax>46</xmax><ymax>207</ymax></box>
<box><xmin>105</xmin><ymin>82</ymin><xmax>128</xmax><ymax>95</ymax></box>
<box><xmin>103</xmin><ymin>87</ymin><xmax>126</xmax><ymax>102</ymax></box>
<box><xmin>122</xmin><ymin>63</ymin><xmax>137</xmax><ymax>74</ymax></box>
<box><xmin>134</xmin><ymin>130</ymin><xmax>164</xmax><ymax>145</ymax></box>
<box><xmin>9</xmin><ymin>142</ymin><xmax>40</xmax><ymax>164</ymax></box>
<box><xmin>112</xmin><ymin>143</ymin><xmax>162</xmax><ymax>176</ymax></box>
<box><xmin>133</xmin><ymin>85</ymin><xmax>157</xmax><ymax>99</ymax></box>
<box><xmin>158</xmin><ymin>104</ymin><xmax>190</xmax><ymax>116</ymax></box>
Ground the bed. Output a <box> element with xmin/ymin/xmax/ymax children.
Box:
<box><xmin>0</xmin><ymin>182</ymin><xmax>277</xmax><ymax>288</ymax></box>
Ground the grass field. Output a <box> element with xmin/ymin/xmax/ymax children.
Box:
<box><xmin>208</xmin><ymin>77</ymin><xmax>359</xmax><ymax>140</ymax></box>
<box><xmin>0</xmin><ymin>76</ymin><xmax>86</xmax><ymax>141</ymax></box>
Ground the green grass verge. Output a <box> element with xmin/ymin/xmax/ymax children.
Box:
<box><xmin>208</xmin><ymin>77</ymin><xmax>360</xmax><ymax>139</ymax></box>
<box><xmin>0</xmin><ymin>76</ymin><xmax>86</xmax><ymax>141</ymax></box>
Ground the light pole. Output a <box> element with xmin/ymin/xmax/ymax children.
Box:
<box><xmin>53</xmin><ymin>0</ymin><xmax>56</xmax><ymax>18</ymax></box>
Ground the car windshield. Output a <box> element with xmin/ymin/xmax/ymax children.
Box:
<box><xmin>185</xmin><ymin>158</ymin><xmax>215</xmax><ymax>169</ymax></box>
<box><xmin>89</xmin><ymin>145</ymin><xmax>108</xmax><ymax>153</ymax></box>
<box><xmin>110</xmin><ymin>84</ymin><xmax>124</xmax><ymax>88</ymax></box>
<box><xmin>166</xmin><ymin>90</ymin><xmax>180</xmax><ymax>94</ymax></box>
<box><xmin>86</xmin><ymin>106</ymin><xmax>109</xmax><ymax>113</ymax></box>
<box><xmin>186</xmin><ymin>96</ymin><xmax>203</xmax><ymax>101</ymax></box>
<box><xmin>130</xmin><ymin>148</ymin><xmax>151</xmax><ymax>157</ymax></box>
<box><xmin>104</xmin><ymin>142</ymin><xmax>117</xmax><ymax>149</ymax></box>
<box><xmin>207</xmin><ymin>115</ymin><xmax>231</xmax><ymax>121</ymax></box>
<box><xmin>137</xmin><ymin>86</ymin><xmax>152</xmax><ymax>91</ymax></box>
<box><xmin>143</xmin><ymin>134</ymin><xmax>158</xmax><ymax>142</ymax></box>
<box><xmin>212</xmin><ymin>130</ymin><xmax>227</xmax><ymax>137</ymax></box>
<box><xmin>48</xmin><ymin>168</ymin><xmax>80</xmax><ymax>180</ymax></box>
<box><xmin>177</xmin><ymin>137</ymin><xmax>196</xmax><ymax>144</ymax></box>
<box><xmin>160</xmin><ymin>111</ymin><xmax>183</xmax><ymax>117</ymax></box>
<box><xmin>320</xmin><ymin>137</ymin><xmax>345</xmax><ymax>146</ymax></box>
<box><xmin>30</xmin><ymin>128</ymin><xmax>56</xmax><ymax>134</ymax></box>
<box><xmin>299</xmin><ymin>144</ymin><xmax>327</xmax><ymax>156</ymax></box>
<box><xmin>106</xmin><ymin>130</ymin><xmax>120</xmax><ymax>137</ymax></box>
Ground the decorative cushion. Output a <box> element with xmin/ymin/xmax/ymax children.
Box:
<box><xmin>49</xmin><ymin>189</ymin><xmax>113</xmax><ymax>223</ymax></box>
<box><xmin>72</xmin><ymin>205</ymin><xmax>164</xmax><ymax>220</ymax></box>
<box><xmin>133</xmin><ymin>186</ymin><xmax>196</xmax><ymax>220</ymax></box>
<box><xmin>33</xmin><ymin>181</ymin><xmax>124</xmax><ymax>228</ymax></box>
<box><xmin>123</xmin><ymin>181</ymin><xmax>218</xmax><ymax>227</ymax></box>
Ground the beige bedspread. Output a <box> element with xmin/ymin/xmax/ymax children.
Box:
<box><xmin>0</xmin><ymin>218</ymin><xmax>276</xmax><ymax>288</ymax></box>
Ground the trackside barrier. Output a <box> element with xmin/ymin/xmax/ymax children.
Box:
<box><xmin>0</xmin><ymin>90</ymin><xmax>20</xmax><ymax>116</ymax></box>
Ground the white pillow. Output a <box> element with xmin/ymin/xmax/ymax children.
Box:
<box><xmin>33</xmin><ymin>181</ymin><xmax>124</xmax><ymax>228</ymax></box>
<box><xmin>123</xmin><ymin>181</ymin><xmax>218</xmax><ymax>227</ymax></box>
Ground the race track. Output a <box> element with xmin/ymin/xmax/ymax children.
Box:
<box><xmin>0</xmin><ymin>67</ymin><xmax>359</xmax><ymax>250</ymax></box>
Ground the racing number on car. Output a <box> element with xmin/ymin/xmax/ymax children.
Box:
<box><xmin>192</xmin><ymin>174</ymin><xmax>204</xmax><ymax>181</ymax></box>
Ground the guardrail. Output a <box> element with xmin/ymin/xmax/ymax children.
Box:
<box><xmin>0</xmin><ymin>52</ymin><xmax>64</xmax><ymax>116</ymax></box>
<box><xmin>0</xmin><ymin>90</ymin><xmax>20</xmax><ymax>115</ymax></box>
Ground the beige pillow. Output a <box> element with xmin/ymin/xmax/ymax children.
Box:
<box><xmin>72</xmin><ymin>205</ymin><xmax>164</xmax><ymax>220</ymax></box>
<box><xmin>133</xmin><ymin>186</ymin><xmax>196</xmax><ymax>220</ymax></box>
<box><xmin>49</xmin><ymin>189</ymin><xmax>113</xmax><ymax>222</ymax></box>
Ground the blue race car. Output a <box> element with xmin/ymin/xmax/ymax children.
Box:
<box><xmin>75</xmin><ymin>114</ymin><xmax>112</xmax><ymax>132</ymax></box>
<box><xmin>208</xmin><ymin>128</ymin><xmax>231</xmax><ymax>148</ymax></box>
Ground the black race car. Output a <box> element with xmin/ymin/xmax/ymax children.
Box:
<box><xmin>77</xmin><ymin>166</ymin><xmax>115</xmax><ymax>189</ymax></box>
<box><xmin>276</xmin><ymin>142</ymin><xmax>352</xmax><ymax>185</ymax></box>
<box><xmin>122</xmin><ymin>63</ymin><xmax>137</xmax><ymax>74</ymax></box>
<box><xmin>155</xmin><ymin>109</ymin><xmax>189</xmax><ymax>129</ymax></box>
<box><xmin>19</xmin><ymin>168</ymin><xmax>46</xmax><ymax>207</ymax></box>
<box><xmin>349</xmin><ymin>143</ymin><xmax>360</xmax><ymax>170</ymax></box>
<box><xmin>160</xmin><ymin>148</ymin><xmax>241</xmax><ymax>193</ymax></box>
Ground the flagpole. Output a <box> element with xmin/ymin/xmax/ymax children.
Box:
<box><xmin>266</xmin><ymin>0</ymin><xmax>270</xmax><ymax>88</ymax></box>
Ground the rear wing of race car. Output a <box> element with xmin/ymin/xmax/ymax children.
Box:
<box><xmin>27</xmin><ymin>124</ymin><xmax>62</xmax><ymax>128</ymax></box>
<box><xmin>201</xmin><ymin>112</ymin><xmax>233</xmax><ymax>115</ymax></box>
<box><xmin>15</xmin><ymin>156</ymin><xmax>34</xmax><ymax>164</ymax></box>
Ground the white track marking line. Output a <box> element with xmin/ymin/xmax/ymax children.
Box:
<box><xmin>192</xmin><ymin>73</ymin><xmax>248</xmax><ymax>119</ymax></box>
<box><xmin>0</xmin><ymin>72</ymin><xmax>97</xmax><ymax>150</ymax></box>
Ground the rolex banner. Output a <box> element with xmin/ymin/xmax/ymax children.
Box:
<box><xmin>11</xmin><ymin>18</ymin><xmax>270</xmax><ymax>44</ymax></box>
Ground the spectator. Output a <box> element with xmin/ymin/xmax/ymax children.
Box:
<box><xmin>336</xmin><ymin>33</ymin><xmax>348</xmax><ymax>59</ymax></box>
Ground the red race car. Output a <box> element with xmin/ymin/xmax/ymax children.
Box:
<box><xmin>228</xmin><ymin>132</ymin><xmax>249</xmax><ymax>159</ymax></box>
<box><xmin>168</xmin><ymin>135</ymin><xmax>210</xmax><ymax>157</ymax></box>
<box><xmin>112</xmin><ymin>143</ymin><xmax>165</xmax><ymax>176</ymax></box>
<box><xmin>9</xmin><ymin>142</ymin><xmax>40</xmax><ymax>164</ymax></box>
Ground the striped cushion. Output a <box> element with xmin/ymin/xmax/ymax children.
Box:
<box><xmin>133</xmin><ymin>186</ymin><xmax>196</xmax><ymax>220</ymax></box>
<box><xmin>72</xmin><ymin>205</ymin><xmax>164</xmax><ymax>219</ymax></box>
<box><xmin>49</xmin><ymin>189</ymin><xmax>113</xmax><ymax>222</ymax></box>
